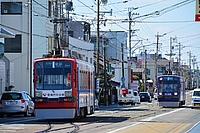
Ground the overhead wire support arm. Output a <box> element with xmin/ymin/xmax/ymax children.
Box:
<box><xmin>99</xmin><ymin>9</ymin><xmax>113</xmax><ymax>16</ymax></box>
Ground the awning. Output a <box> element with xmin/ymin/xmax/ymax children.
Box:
<box><xmin>0</xmin><ymin>28</ymin><xmax>15</xmax><ymax>38</ymax></box>
<box><xmin>146</xmin><ymin>80</ymin><xmax>153</xmax><ymax>83</ymax></box>
<box><xmin>110</xmin><ymin>80</ymin><xmax>120</xmax><ymax>87</ymax></box>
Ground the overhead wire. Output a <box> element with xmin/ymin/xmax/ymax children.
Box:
<box><xmin>134</xmin><ymin>0</ymin><xmax>195</xmax><ymax>20</ymax></box>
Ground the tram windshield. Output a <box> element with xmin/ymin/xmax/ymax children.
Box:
<box><xmin>35</xmin><ymin>60</ymin><xmax>72</xmax><ymax>90</ymax></box>
<box><xmin>158</xmin><ymin>76</ymin><xmax>179</xmax><ymax>92</ymax></box>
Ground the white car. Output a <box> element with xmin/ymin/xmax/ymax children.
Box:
<box><xmin>0</xmin><ymin>90</ymin><xmax>35</xmax><ymax>118</ymax></box>
<box><xmin>191</xmin><ymin>88</ymin><xmax>200</xmax><ymax>109</ymax></box>
<box><xmin>133</xmin><ymin>91</ymin><xmax>140</xmax><ymax>104</ymax></box>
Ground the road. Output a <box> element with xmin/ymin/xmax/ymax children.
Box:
<box><xmin>0</xmin><ymin>90</ymin><xmax>199</xmax><ymax>133</ymax></box>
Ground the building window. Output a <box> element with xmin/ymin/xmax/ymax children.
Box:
<box><xmin>68</xmin><ymin>31</ymin><xmax>74</xmax><ymax>37</ymax></box>
<box><xmin>4</xmin><ymin>35</ymin><xmax>22</xmax><ymax>53</ymax></box>
<box><xmin>1</xmin><ymin>2</ymin><xmax>22</xmax><ymax>14</ymax></box>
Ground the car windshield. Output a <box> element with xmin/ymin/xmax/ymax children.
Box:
<box><xmin>193</xmin><ymin>91</ymin><xmax>200</xmax><ymax>97</ymax></box>
<box><xmin>140</xmin><ymin>93</ymin><xmax>148</xmax><ymax>96</ymax></box>
<box><xmin>1</xmin><ymin>93</ymin><xmax>23</xmax><ymax>100</ymax></box>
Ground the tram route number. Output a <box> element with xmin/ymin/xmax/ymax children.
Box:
<box><xmin>164</xmin><ymin>93</ymin><xmax>172</xmax><ymax>96</ymax></box>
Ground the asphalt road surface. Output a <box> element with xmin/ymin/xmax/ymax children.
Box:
<box><xmin>0</xmin><ymin>90</ymin><xmax>199</xmax><ymax>133</ymax></box>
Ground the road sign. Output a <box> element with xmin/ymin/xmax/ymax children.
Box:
<box><xmin>96</xmin><ymin>78</ymin><xmax>100</xmax><ymax>93</ymax></box>
<box><xmin>121</xmin><ymin>83</ymin><xmax>126</xmax><ymax>88</ymax></box>
<box><xmin>128</xmin><ymin>60</ymin><xmax>131</xmax><ymax>66</ymax></box>
<box><xmin>121</xmin><ymin>77</ymin><xmax>125</xmax><ymax>82</ymax></box>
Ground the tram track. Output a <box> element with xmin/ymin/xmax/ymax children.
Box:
<box><xmin>35</xmin><ymin>105</ymin><xmax>171</xmax><ymax>133</ymax></box>
<box><xmin>0</xmin><ymin>103</ymin><xmax>191</xmax><ymax>133</ymax></box>
<box><xmin>36</xmin><ymin>121</ymin><xmax>80</xmax><ymax>133</ymax></box>
<box><xmin>35</xmin><ymin>106</ymin><xmax>196</xmax><ymax>133</ymax></box>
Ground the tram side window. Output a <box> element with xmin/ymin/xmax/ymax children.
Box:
<box><xmin>74</xmin><ymin>69</ymin><xmax>76</xmax><ymax>88</ymax></box>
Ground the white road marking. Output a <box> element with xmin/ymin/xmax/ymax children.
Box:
<box><xmin>107</xmin><ymin>108</ymin><xmax>184</xmax><ymax>133</ymax></box>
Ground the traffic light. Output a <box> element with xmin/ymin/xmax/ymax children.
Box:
<box><xmin>107</xmin><ymin>64</ymin><xmax>111</xmax><ymax>72</ymax></box>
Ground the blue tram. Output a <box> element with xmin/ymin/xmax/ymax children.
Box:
<box><xmin>157</xmin><ymin>75</ymin><xmax>186</xmax><ymax>107</ymax></box>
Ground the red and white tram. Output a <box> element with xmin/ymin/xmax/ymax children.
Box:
<box><xmin>33</xmin><ymin>56</ymin><xmax>95</xmax><ymax>119</ymax></box>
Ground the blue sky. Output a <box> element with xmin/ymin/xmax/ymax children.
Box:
<box><xmin>72</xmin><ymin>0</ymin><xmax>200</xmax><ymax>68</ymax></box>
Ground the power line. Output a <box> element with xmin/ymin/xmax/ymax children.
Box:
<box><xmin>33</xmin><ymin>0</ymin><xmax>48</xmax><ymax>10</ymax></box>
<box><xmin>0</xmin><ymin>23</ymin><xmax>48</xmax><ymax>38</ymax></box>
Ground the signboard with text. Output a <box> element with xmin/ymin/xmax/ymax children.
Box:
<box><xmin>196</xmin><ymin>0</ymin><xmax>200</xmax><ymax>21</ymax></box>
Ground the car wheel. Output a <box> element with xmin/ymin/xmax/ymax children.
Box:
<box><xmin>0</xmin><ymin>113</ymin><xmax>3</xmax><ymax>118</ymax></box>
<box><xmin>24</xmin><ymin>108</ymin><xmax>29</xmax><ymax>117</ymax></box>
<box><xmin>31</xmin><ymin>111</ymin><xmax>35</xmax><ymax>117</ymax></box>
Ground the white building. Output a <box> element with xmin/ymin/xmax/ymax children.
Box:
<box><xmin>0</xmin><ymin>0</ymin><xmax>49</xmax><ymax>95</ymax></box>
<box><xmin>0</xmin><ymin>0</ymin><xmax>94</xmax><ymax>95</ymax></box>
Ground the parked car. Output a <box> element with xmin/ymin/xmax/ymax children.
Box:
<box><xmin>133</xmin><ymin>91</ymin><xmax>140</xmax><ymax>104</ymax></box>
<box><xmin>139</xmin><ymin>92</ymin><xmax>152</xmax><ymax>102</ymax></box>
<box><xmin>191</xmin><ymin>88</ymin><xmax>200</xmax><ymax>109</ymax></box>
<box><xmin>0</xmin><ymin>90</ymin><xmax>35</xmax><ymax>118</ymax></box>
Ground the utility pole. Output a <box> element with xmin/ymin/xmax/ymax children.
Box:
<box><xmin>178</xmin><ymin>43</ymin><xmax>181</xmax><ymax>75</ymax></box>
<box><xmin>169</xmin><ymin>37</ymin><xmax>177</xmax><ymax>70</ymax></box>
<box><xmin>120</xmin><ymin>43</ymin><xmax>126</xmax><ymax>91</ymax></box>
<box><xmin>192</xmin><ymin>55</ymin><xmax>196</xmax><ymax>89</ymax></box>
<box><xmin>95</xmin><ymin>0</ymin><xmax>100</xmax><ymax>101</ymax></box>
<box><xmin>29</xmin><ymin>0</ymin><xmax>32</xmax><ymax>96</ymax></box>
<box><xmin>144</xmin><ymin>49</ymin><xmax>147</xmax><ymax>91</ymax></box>
<box><xmin>154</xmin><ymin>32</ymin><xmax>166</xmax><ymax>88</ymax></box>
<box><xmin>197</xmin><ymin>65</ymin><xmax>199</xmax><ymax>88</ymax></box>
<box><xmin>169</xmin><ymin>37</ymin><xmax>172</xmax><ymax>69</ymax></box>
<box><xmin>188</xmin><ymin>51</ymin><xmax>192</xmax><ymax>89</ymax></box>
<box><xmin>154</xmin><ymin>33</ymin><xmax>159</xmax><ymax>88</ymax></box>
<box><xmin>96</xmin><ymin>0</ymin><xmax>100</xmax><ymax>78</ymax></box>
<box><xmin>54</xmin><ymin>0</ymin><xmax>58</xmax><ymax>49</ymax></box>
<box><xmin>103</xmin><ymin>36</ymin><xmax>108</xmax><ymax>106</ymax></box>
<box><xmin>128</xmin><ymin>8</ymin><xmax>139</xmax><ymax>89</ymax></box>
<box><xmin>121</xmin><ymin>43</ymin><xmax>125</xmax><ymax>78</ymax></box>
<box><xmin>128</xmin><ymin>8</ymin><xmax>132</xmax><ymax>90</ymax></box>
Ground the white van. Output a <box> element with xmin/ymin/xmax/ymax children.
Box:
<box><xmin>191</xmin><ymin>88</ymin><xmax>200</xmax><ymax>109</ymax></box>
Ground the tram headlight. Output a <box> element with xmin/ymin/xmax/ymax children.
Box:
<box><xmin>65</xmin><ymin>91</ymin><xmax>72</xmax><ymax>96</ymax></box>
<box><xmin>174</xmin><ymin>92</ymin><xmax>178</xmax><ymax>95</ymax></box>
<box><xmin>36</xmin><ymin>91</ymin><xmax>42</xmax><ymax>97</ymax></box>
<box><xmin>159</xmin><ymin>92</ymin><xmax>162</xmax><ymax>95</ymax></box>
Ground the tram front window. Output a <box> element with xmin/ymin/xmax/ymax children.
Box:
<box><xmin>163</xmin><ymin>84</ymin><xmax>174</xmax><ymax>92</ymax></box>
<box><xmin>35</xmin><ymin>60</ymin><xmax>72</xmax><ymax>90</ymax></box>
